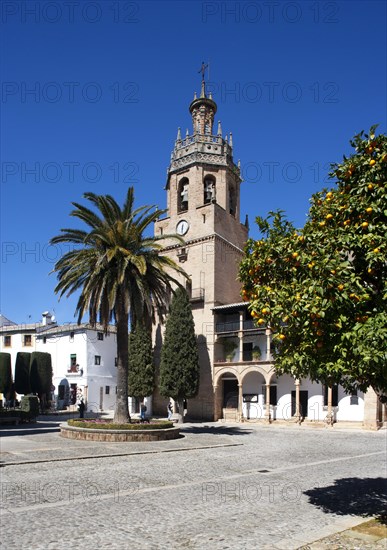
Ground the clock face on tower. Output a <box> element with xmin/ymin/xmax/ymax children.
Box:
<box><xmin>176</xmin><ymin>219</ymin><xmax>189</xmax><ymax>235</ymax></box>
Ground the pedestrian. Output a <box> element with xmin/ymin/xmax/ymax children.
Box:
<box><xmin>140</xmin><ymin>402</ymin><xmax>147</xmax><ymax>422</ymax></box>
<box><xmin>78</xmin><ymin>399</ymin><xmax>85</xmax><ymax>418</ymax></box>
<box><xmin>167</xmin><ymin>400</ymin><xmax>173</xmax><ymax>420</ymax></box>
<box><xmin>183</xmin><ymin>398</ymin><xmax>187</xmax><ymax>417</ymax></box>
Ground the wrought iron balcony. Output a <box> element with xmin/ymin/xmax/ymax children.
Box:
<box><xmin>215</xmin><ymin>321</ymin><xmax>240</xmax><ymax>333</ymax></box>
<box><xmin>67</xmin><ymin>365</ymin><xmax>83</xmax><ymax>376</ymax></box>
<box><xmin>189</xmin><ymin>288</ymin><xmax>205</xmax><ymax>302</ymax></box>
<box><xmin>214</xmin><ymin>351</ymin><xmax>273</xmax><ymax>364</ymax></box>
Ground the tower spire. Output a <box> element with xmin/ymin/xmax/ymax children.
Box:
<box><xmin>189</xmin><ymin>62</ymin><xmax>217</xmax><ymax>135</ymax></box>
<box><xmin>198</xmin><ymin>61</ymin><xmax>209</xmax><ymax>98</ymax></box>
<box><xmin>198</xmin><ymin>61</ymin><xmax>209</xmax><ymax>83</ymax></box>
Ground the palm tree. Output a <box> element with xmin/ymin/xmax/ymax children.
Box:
<box><xmin>50</xmin><ymin>187</ymin><xmax>186</xmax><ymax>423</ymax></box>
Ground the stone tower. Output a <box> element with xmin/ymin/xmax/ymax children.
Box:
<box><xmin>153</xmin><ymin>77</ymin><xmax>248</xmax><ymax>420</ymax></box>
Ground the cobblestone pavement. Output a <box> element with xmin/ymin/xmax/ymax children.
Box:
<box><xmin>0</xmin><ymin>421</ymin><xmax>386</xmax><ymax>550</ymax></box>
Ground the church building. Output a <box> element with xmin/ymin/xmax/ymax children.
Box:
<box><xmin>151</xmin><ymin>75</ymin><xmax>384</xmax><ymax>430</ymax></box>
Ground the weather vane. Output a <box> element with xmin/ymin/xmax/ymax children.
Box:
<box><xmin>198</xmin><ymin>61</ymin><xmax>209</xmax><ymax>82</ymax></box>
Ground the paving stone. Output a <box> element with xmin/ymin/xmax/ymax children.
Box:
<box><xmin>0</xmin><ymin>422</ymin><xmax>386</xmax><ymax>549</ymax></box>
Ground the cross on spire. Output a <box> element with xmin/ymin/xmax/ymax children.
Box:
<box><xmin>198</xmin><ymin>61</ymin><xmax>209</xmax><ymax>82</ymax></box>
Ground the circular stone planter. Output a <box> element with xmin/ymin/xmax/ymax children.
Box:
<box><xmin>60</xmin><ymin>422</ymin><xmax>180</xmax><ymax>442</ymax></box>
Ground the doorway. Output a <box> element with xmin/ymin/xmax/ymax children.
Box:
<box><xmin>291</xmin><ymin>390</ymin><xmax>308</xmax><ymax>417</ymax></box>
<box><xmin>223</xmin><ymin>378</ymin><xmax>238</xmax><ymax>408</ymax></box>
<box><xmin>70</xmin><ymin>384</ymin><xmax>77</xmax><ymax>405</ymax></box>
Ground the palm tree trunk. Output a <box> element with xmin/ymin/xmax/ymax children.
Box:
<box><xmin>114</xmin><ymin>291</ymin><xmax>131</xmax><ymax>424</ymax></box>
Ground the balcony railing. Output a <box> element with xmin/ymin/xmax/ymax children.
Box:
<box><xmin>190</xmin><ymin>288</ymin><xmax>205</xmax><ymax>302</ymax></box>
<box><xmin>215</xmin><ymin>321</ymin><xmax>240</xmax><ymax>333</ymax></box>
<box><xmin>215</xmin><ymin>351</ymin><xmax>273</xmax><ymax>364</ymax></box>
<box><xmin>215</xmin><ymin>320</ymin><xmax>266</xmax><ymax>333</ymax></box>
<box><xmin>175</xmin><ymin>134</ymin><xmax>225</xmax><ymax>149</ymax></box>
<box><xmin>67</xmin><ymin>365</ymin><xmax>83</xmax><ymax>376</ymax></box>
<box><xmin>243</xmin><ymin>319</ymin><xmax>257</xmax><ymax>330</ymax></box>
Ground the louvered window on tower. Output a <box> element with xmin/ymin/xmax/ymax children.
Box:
<box><xmin>178</xmin><ymin>177</ymin><xmax>189</xmax><ymax>212</ymax></box>
<box><xmin>204</xmin><ymin>176</ymin><xmax>215</xmax><ymax>204</ymax></box>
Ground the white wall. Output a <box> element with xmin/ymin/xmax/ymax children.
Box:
<box><xmin>242</xmin><ymin>371</ymin><xmax>265</xmax><ymax>419</ymax></box>
<box><xmin>0</xmin><ymin>329</ymin><xmax>39</xmax><ymax>379</ymax></box>
<box><xmin>241</xmin><ymin>373</ymin><xmax>365</xmax><ymax>422</ymax></box>
<box><xmin>36</xmin><ymin>327</ymin><xmax>118</xmax><ymax>412</ymax></box>
<box><xmin>336</xmin><ymin>387</ymin><xmax>364</xmax><ymax>422</ymax></box>
<box><xmin>85</xmin><ymin>329</ymin><xmax>117</xmax><ymax>411</ymax></box>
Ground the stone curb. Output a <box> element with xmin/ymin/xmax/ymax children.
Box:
<box><xmin>274</xmin><ymin>517</ymin><xmax>380</xmax><ymax>549</ymax></box>
<box><xmin>60</xmin><ymin>422</ymin><xmax>180</xmax><ymax>442</ymax></box>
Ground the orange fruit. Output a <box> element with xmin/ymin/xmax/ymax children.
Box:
<box><xmin>369</xmin><ymin>159</ymin><xmax>376</xmax><ymax>166</ymax></box>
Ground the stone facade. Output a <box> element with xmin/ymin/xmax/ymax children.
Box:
<box><xmin>153</xmin><ymin>79</ymin><xmax>384</xmax><ymax>429</ymax></box>
<box><xmin>153</xmin><ymin>80</ymin><xmax>248</xmax><ymax>420</ymax></box>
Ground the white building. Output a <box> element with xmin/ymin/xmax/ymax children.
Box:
<box><xmin>0</xmin><ymin>312</ymin><xmax>117</xmax><ymax>412</ymax></box>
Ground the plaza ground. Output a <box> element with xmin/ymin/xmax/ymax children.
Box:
<box><xmin>0</xmin><ymin>419</ymin><xmax>386</xmax><ymax>549</ymax></box>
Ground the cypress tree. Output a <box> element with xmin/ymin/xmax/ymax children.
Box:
<box><xmin>30</xmin><ymin>352</ymin><xmax>53</xmax><ymax>410</ymax></box>
<box><xmin>0</xmin><ymin>353</ymin><xmax>12</xmax><ymax>396</ymax></box>
<box><xmin>128</xmin><ymin>321</ymin><xmax>155</xmax><ymax>400</ymax></box>
<box><xmin>159</xmin><ymin>288</ymin><xmax>200</xmax><ymax>421</ymax></box>
<box><xmin>15</xmin><ymin>352</ymin><xmax>31</xmax><ymax>395</ymax></box>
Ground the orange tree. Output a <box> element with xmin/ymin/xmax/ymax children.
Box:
<box><xmin>239</xmin><ymin>127</ymin><xmax>387</xmax><ymax>396</ymax></box>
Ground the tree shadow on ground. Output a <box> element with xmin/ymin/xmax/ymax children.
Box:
<box><xmin>180</xmin><ymin>425</ymin><xmax>252</xmax><ymax>436</ymax></box>
<box><xmin>0</xmin><ymin>422</ymin><xmax>61</xmax><ymax>437</ymax></box>
<box><xmin>304</xmin><ymin>477</ymin><xmax>387</xmax><ymax>519</ymax></box>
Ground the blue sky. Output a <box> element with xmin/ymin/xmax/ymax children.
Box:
<box><xmin>1</xmin><ymin>0</ymin><xmax>386</xmax><ymax>324</ymax></box>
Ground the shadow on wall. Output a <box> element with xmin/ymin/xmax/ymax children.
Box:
<box><xmin>87</xmin><ymin>401</ymin><xmax>101</xmax><ymax>413</ymax></box>
<box><xmin>304</xmin><ymin>477</ymin><xmax>387</xmax><ymax>518</ymax></box>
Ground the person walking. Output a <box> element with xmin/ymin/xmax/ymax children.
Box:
<box><xmin>140</xmin><ymin>402</ymin><xmax>147</xmax><ymax>422</ymax></box>
<box><xmin>167</xmin><ymin>400</ymin><xmax>173</xmax><ymax>420</ymax></box>
<box><xmin>78</xmin><ymin>399</ymin><xmax>85</xmax><ymax>418</ymax></box>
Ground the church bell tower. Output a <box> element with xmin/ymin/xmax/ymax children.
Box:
<box><xmin>153</xmin><ymin>70</ymin><xmax>248</xmax><ymax>420</ymax></box>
